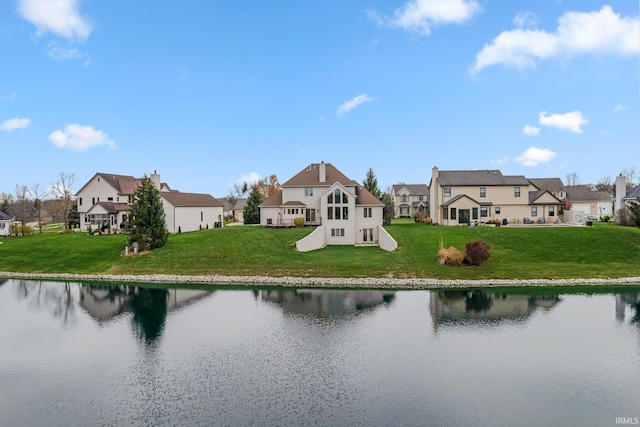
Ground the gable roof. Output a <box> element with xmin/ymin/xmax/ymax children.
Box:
<box><xmin>260</xmin><ymin>189</ymin><xmax>283</xmax><ymax>207</ymax></box>
<box><xmin>437</xmin><ymin>170</ymin><xmax>530</xmax><ymax>186</ymax></box>
<box><xmin>0</xmin><ymin>211</ymin><xmax>12</xmax><ymax>221</ymax></box>
<box><xmin>161</xmin><ymin>192</ymin><xmax>223</xmax><ymax>208</ymax></box>
<box><xmin>441</xmin><ymin>194</ymin><xmax>488</xmax><ymax>207</ymax></box>
<box><xmin>529</xmin><ymin>190</ymin><xmax>563</xmax><ymax>204</ymax></box>
<box><xmin>528</xmin><ymin>178</ymin><xmax>566</xmax><ymax>193</ymax></box>
<box><xmin>282</xmin><ymin>162</ymin><xmax>356</xmax><ymax>187</ymax></box>
<box><xmin>566</xmin><ymin>186</ymin><xmax>612</xmax><ymax>202</ymax></box>
<box><xmin>392</xmin><ymin>184</ymin><xmax>429</xmax><ymax>195</ymax></box>
<box><xmin>86</xmin><ymin>202</ymin><xmax>130</xmax><ymax>214</ymax></box>
<box><xmin>233</xmin><ymin>198</ymin><xmax>247</xmax><ymax>210</ymax></box>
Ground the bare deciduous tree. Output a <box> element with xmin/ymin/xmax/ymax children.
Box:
<box><xmin>50</xmin><ymin>172</ymin><xmax>77</xmax><ymax>230</ymax></box>
<box><xmin>596</xmin><ymin>176</ymin><xmax>613</xmax><ymax>193</ymax></box>
<box><xmin>565</xmin><ymin>172</ymin><xmax>581</xmax><ymax>186</ymax></box>
<box><xmin>13</xmin><ymin>184</ymin><xmax>31</xmax><ymax>224</ymax></box>
<box><xmin>620</xmin><ymin>167</ymin><xmax>638</xmax><ymax>189</ymax></box>
<box><xmin>30</xmin><ymin>183</ymin><xmax>48</xmax><ymax>233</ymax></box>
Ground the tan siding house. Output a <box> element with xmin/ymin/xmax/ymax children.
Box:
<box><xmin>391</xmin><ymin>184</ymin><xmax>429</xmax><ymax>218</ymax></box>
<box><xmin>429</xmin><ymin>167</ymin><xmax>563</xmax><ymax>225</ymax></box>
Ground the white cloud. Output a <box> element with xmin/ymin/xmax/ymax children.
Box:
<box><xmin>236</xmin><ymin>172</ymin><xmax>262</xmax><ymax>186</ymax></box>
<box><xmin>472</xmin><ymin>6</ymin><xmax>639</xmax><ymax>73</ymax></box>
<box><xmin>369</xmin><ymin>0</ymin><xmax>481</xmax><ymax>35</ymax></box>
<box><xmin>48</xmin><ymin>44</ymin><xmax>81</xmax><ymax>61</ymax></box>
<box><xmin>538</xmin><ymin>110</ymin><xmax>587</xmax><ymax>133</ymax></box>
<box><xmin>2</xmin><ymin>92</ymin><xmax>16</xmax><ymax>101</ymax></box>
<box><xmin>17</xmin><ymin>0</ymin><xmax>93</xmax><ymax>42</ymax></box>
<box><xmin>48</xmin><ymin>124</ymin><xmax>116</xmax><ymax>151</ymax></box>
<box><xmin>336</xmin><ymin>94</ymin><xmax>375</xmax><ymax>117</ymax></box>
<box><xmin>490</xmin><ymin>157</ymin><xmax>509</xmax><ymax>165</ymax></box>
<box><xmin>513</xmin><ymin>11</ymin><xmax>539</xmax><ymax>29</ymax></box>
<box><xmin>0</xmin><ymin>117</ymin><xmax>31</xmax><ymax>132</ymax></box>
<box><xmin>523</xmin><ymin>125</ymin><xmax>540</xmax><ymax>136</ymax></box>
<box><xmin>613</xmin><ymin>104</ymin><xmax>626</xmax><ymax>112</ymax></box>
<box><xmin>515</xmin><ymin>147</ymin><xmax>556</xmax><ymax>166</ymax></box>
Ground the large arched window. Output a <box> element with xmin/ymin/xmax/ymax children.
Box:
<box><xmin>327</xmin><ymin>187</ymin><xmax>348</xmax><ymax>220</ymax></box>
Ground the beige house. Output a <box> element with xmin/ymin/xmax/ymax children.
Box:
<box><xmin>76</xmin><ymin>172</ymin><xmax>224</xmax><ymax>233</ymax></box>
<box><xmin>565</xmin><ymin>186</ymin><xmax>613</xmax><ymax>218</ymax></box>
<box><xmin>429</xmin><ymin>167</ymin><xmax>564</xmax><ymax>225</ymax></box>
<box><xmin>260</xmin><ymin>162</ymin><xmax>397</xmax><ymax>251</ymax></box>
<box><xmin>391</xmin><ymin>184</ymin><xmax>429</xmax><ymax>218</ymax></box>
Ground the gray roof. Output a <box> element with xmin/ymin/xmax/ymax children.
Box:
<box><xmin>625</xmin><ymin>185</ymin><xmax>640</xmax><ymax>200</ymax></box>
<box><xmin>528</xmin><ymin>178</ymin><xmax>566</xmax><ymax>193</ymax></box>
<box><xmin>566</xmin><ymin>186</ymin><xmax>612</xmax><ymax>202</ymax></box>
<box><xmin>437</xmin><ymin>170</ymin><xmax>530</xmax><ymax>186</ymax></box>
<box><xmin>0</xmin><ymin>211</ymin><xmax>12</xmax><ymax>221</ymax></box>
<box><xmin>392</xmin><ymin>184</ymin><xmax>429</xmax><ymax>195</ymax></box>
<box><xmin>233</xmin><ymin>198</ymin><xmax>247</xmax><ymax>210</ymax></box>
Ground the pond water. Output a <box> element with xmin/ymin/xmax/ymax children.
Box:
<box><xmin>0</xmin><ymin>279</ymin><xmax>639</xmax><ymax>426</ymax></box>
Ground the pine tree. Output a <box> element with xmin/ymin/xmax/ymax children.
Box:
<box><xmin>363</xmin><ymin>167</ymin><xmax>382</xmax><ymax>200</ymax></box>
<box><xmin>243</xmin><ymin>184</ymin><xmax>263</xmax><ymax>224</ymax></box>
<box><xmin>128</xmin><ymin>176</ymin><xmax>168</xmax><ymax>250</ymax></box>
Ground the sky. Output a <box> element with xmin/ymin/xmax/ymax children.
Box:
<box><xmin>1</xmin><ymin>0</ymin><xmax>638</xmax><ymax>198</ymax></box>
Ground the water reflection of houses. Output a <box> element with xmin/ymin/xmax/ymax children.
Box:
<box><xmin>261</xmin><ymin>289</ymin><xmax>395</xmax><ymax>318</ymax></box>
<box><xmin>616</xmin><ymin>293</ymin><xmax>640</xmax><ymax>324</ymax></box>
<box><xmin>429</xmin><ymin>290</ymin><xmax>560</xmax><ymax>331</ymax></box>
<box><xmin>79</xmin><ymin>284</ymin><xmax>213</xmax><ymax>324</ymax></box>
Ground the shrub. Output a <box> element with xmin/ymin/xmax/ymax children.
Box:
<box><xmin>465</xmin><ymin>241</ymin><xmax>492</xmax><ymax>266</ymax></box>
<box><xmin>600</xmin><ymin>214</ymin><xmax>611</xmax><ymax>223</ymax></box>
<box><xmin>178</xmin><ymin>226</ymin><xmax>182</xmax><ymax>234</ymax></box>
<box><xmin>437</xmin><ymin>246</ymin><xmax>465</xmax><ymax>266</ymax></box>
<box><xmin>616</xmin><ymin>208</ymin><xmax>635</xmax><ymax>226</ymax></box>
<box><xmin>414</xmin><ymin>213</ymin><xmax>432</xmax><ymax>224</ymax></box>
<box><xmin>294</xmin><ymin>217</ymin><xmax>305</xmax><ymax>228</ymax></box>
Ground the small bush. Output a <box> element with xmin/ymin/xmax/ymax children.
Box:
<box><xmin>599</xmin><ymin>214</ymin><xmax>611</xmax><ymax>223</ymax></box>
<box><xmin>414</xmin><ymin>213</ymin><xmax>432</xmax><ymax>224</ymax></box>
<box><xmin>437</xmin><ymin>246</ymin><xmax>465</xmax><ymax>266</ymax></box>
<box><xmin>294</xmin><ymin>217</ymin><xmax>305</xmax><ymax>228</ymax></box>
<box><xmin>616</xmin><ymin>208</ymin><xmax>635</xmax><ymax>226</ymax></box>
<box><xmin>465</xmin><ymin>241</ymin><xmax>492</xmax><ymax>266</ymax></box>
<box><xmin>178</xmin><ymin>226</ymin><xmax>182</xmax><ymax>234</ymax></box>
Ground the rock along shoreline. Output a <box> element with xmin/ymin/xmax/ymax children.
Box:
<box><xmin>1</xmin><ymin>271</ymin><xmax>639</xmax><ymax>290</ymax></box>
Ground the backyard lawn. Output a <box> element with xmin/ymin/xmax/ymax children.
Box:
<box><xmin>1</xmin><ymin>222</ymin><xmax>639</xmax><ymax>280</ymax></box>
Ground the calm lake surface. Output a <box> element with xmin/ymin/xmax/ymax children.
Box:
<box><xmin>1</xmin><ymin>279</ymin><xmax>639</xmax><ymax>427</ymax></box>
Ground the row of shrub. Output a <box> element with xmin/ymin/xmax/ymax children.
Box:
<box><xmin>438</xmin><ymin>240</ymin><xmax>492</xmax><ymax>267</ymax></box>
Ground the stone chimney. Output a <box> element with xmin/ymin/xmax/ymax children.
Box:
<box><xmin>319</xmin><ymin>161</ymin><xmax>326</xmax><ymax>183</ymax></box>
<box><xmin>615</xmin><ymin>174</ymin><xmax>626</xmax><ymax>212</ymax></box>
<box><xmin>151</xmin><ymin>170</ymin><xmax>161</xmax><ymax>190</ymax></box>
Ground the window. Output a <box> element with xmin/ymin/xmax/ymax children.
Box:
<box><xmin>472</xmin><ymin>208</ymin><xmax>478</xmax><ymax>220</ymax></box>
<box><xmin>450</xmin><ymin>208</ymin><xmax>457</xmax><ymax>220</ymax></box>
<box><xmin>92</xmin><ymin>197</ymin><xmax>95</xmax><ymax>205</ymax></box>
<box><xmin>327</xmin><ymin>207</ymin><xmax>333</xmax><ymax>220</ymax></box>
<box><xmin>514</xmin><ymin>187</ymin><xmax>521</xmax><ymax>197</ymax></box>
<box><xmin>495</xmin><ymin>207</ymin><xmax>501</xmax><ymax>215</ymax></box>
<box><xmin>418</xmin><ymin>195</ymin><xmax>424</xmax><ymax>201</ymax></box>
<box><xmin>334</xmin><ymin>206</ymin><xmax>341</xmax><ymax>220</ymax></box>
<box><xmin>334</xmin><ymin>189</ymin><xmax>341</xmax><ymax>202</ymax></box>
<box><xmin>531</xmin><ymin>206</ymin><xmax>538</xmax><ymax>217</ymax></box>
<box><xmin>79</xmin><ymin>198</ymin><xmax>83</xmax><ymax>206</ymax></box>
<box><xmin>480</xmin><ymin>187</ymin><xmax>486</xmax><ymax>198</ymax></box>
<box><xmin>305</xmin><ymin>187</ymin><xmax>313</xmax><ymax>196</ymax></box>
<box><xmin>481</xmin><ymin>207</ymin><xmax>488</xmax><ymax>217</ymax></box>
<box><xmin>401</xmin><ymin>195</ymin><xmax>408</xmax><ymax>202</ymax></box>
<box><xmin>117</xmin><ymin>197</ymin><xmax>119</xmax><ymax>202</ymax></box>
<box><xmin>201</xmin><ymin>211</ymin><xmax>203</xmax><ymax>221</ymax></box>
<box><xmin>444</xmin><ymin>188</ymin><xmax>451</xmax><ymax>197</ymax></box>
<box><xmin>331</xmin><ymin>228</ymin><xmax>345</xmax><ymax>237</ymax></box>
<box><xmin>342</xmin><ymin>207</ymin><xmax>348</xmax><ymax>220</ymax></box>
<box><xmin>364</xmin><ymin>207</ymin><xmax>372</xmax><ymax>218</ymax></box>
<box><xmin>400</xmin><ymin>206</ymin><xmax>409</xmax><ymax>215</ymax></box>
<box><xmin>443</xmin><ymin>208</ymin><xmax>448</xmax><ymax>220</ymax></box>
<box><xmin>549</xmin><ymin>206</ymin><xmax>555</xmax><ymax>217</ymax></box>
<box><xmin>342</xmin><ymin>192</ymin><xmax>348</xmax><ymax>203</ymax></box>
<box><xmin>108</xmin><ymin>197</ymin><xmax>113</xmax><ymax>201</ymax></box>
<box><xmin>363</xmin><ymin>228</ymin><xmax>374</xmax><ymax>242</ymax></box>
<box><xmin>328</xmin><ymin>193</ymin><xmax>333</xmax><ymax>204</ymax></box>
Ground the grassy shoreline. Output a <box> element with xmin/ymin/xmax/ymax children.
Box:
<box><xmin>1</xmin><ymin>222</ymin><xmax>639</xmax><ymax>287</ymax></box>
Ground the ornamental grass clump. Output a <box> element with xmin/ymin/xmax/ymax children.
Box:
<box><xmin>464</xmin><ymin>240</ymin><xmax>492</xmax><ymax>266</ymax></box>
<box><xmin>437</xmin><ymin>247</ymin><xmax>465</xmax><ymax>266</ymax></box>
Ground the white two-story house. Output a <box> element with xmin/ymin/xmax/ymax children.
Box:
<box><xmin>76</xmin><ymin>171</ymin><xmax>224</xmax><ymax>234</ymax></box>
<box><xmin>260</xmin><ymin>162</ymin><xmax>397</xmax><ymax>251</ymax></box>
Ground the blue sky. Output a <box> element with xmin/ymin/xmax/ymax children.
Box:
<box><xmin>1</xmin><ymin>0</ymin><xmax>638</xmax><ymax>198</ymax></box>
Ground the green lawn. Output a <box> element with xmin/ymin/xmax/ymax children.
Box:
<box><xmin>1</xmin><ymin>222</ymin><xmax>639</xmax><ymax>280</ymax></box>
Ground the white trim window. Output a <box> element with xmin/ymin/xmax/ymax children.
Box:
<box><xmin>331</xmin><ymin>228</ymin><xmax>345</xmax><ymax>237</ymax></box>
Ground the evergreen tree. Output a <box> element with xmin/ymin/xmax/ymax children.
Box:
<box><xmin>628</xmin><ymin>198</ymin><xmax>640</xmax><ymax>227</ymax></box>
<box><xmin>243</xmin><ymin>184</ymin><xmax>262</xmax><ymax>224</ymax></box>
<box><xmin>127</xmin><ymin>176</ymin><xmax>168</xmax><ymax>250</ymax></box>
<box><xmin>363</xmin><ymin>167</ymin><xmax>382</xmax><ymax>200</ymax></box>
<box><xmin>381</xmin><ymin>192</ymin><xmax>395</xmax><ymax>225</ymax></box>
